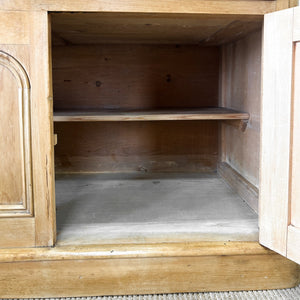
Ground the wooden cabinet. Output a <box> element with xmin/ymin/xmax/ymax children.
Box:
<box><xmin>0</xmin><ymin>1</ymin><xmax>299</xmax><ymax>298</ymax></box>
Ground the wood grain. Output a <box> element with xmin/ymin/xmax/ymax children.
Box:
<box><xmin>0</xmin><ymin>51</ymin><xmax>33</xmax><ymax>217</ymax></box>
<box><xmin>0</xmin><ymin>11</ymin><xmax>29</xmax><ymax>44</ymax></box>
<box><xmin>53</xmin><ymin>108</ymin><xmax>249</xmax><ymax>122</ymax></box>
<box><xmin>52</xmin><ymin>44</ymin><xmax>219</xmax><ymax>111</ymax></box>
<box><xmin>0</xmin><ymin>218</ymin><xmax>35</xmax><ymax>248</ymax></box>
<box><xmin>259</xmin><ymin>8</ymin><xmax>294</xmax><ymax>256</ymax></box>
<box><xmin>220</xmin><ymin>30</ymin><xmax>262</xmax><ymax>188</ymax></box>
<box><xmin>30</xmin><ymin>11</ymin><xmax>56</xmax><ymax>246</ymax></box>
<box><xmin>276</xmin><ymin>0</ymin><xmax>291</xmax><ymax>10</ymax></box>
<box><xmin>0</xmin><ymin>241</ymin><xmax>272</xmax><ymax>263</ymax></box>
<box><xmin>0</xmin><ymin>251</ymin><xmax>298</xmax><ymax>298</ymax></box>
<box><xmin>0</xmin><ymin>56</ymin><xmax>24</xmax><ymax>206</ymax></box>
<box><xmin>54</xmin><ymin>121</ymin><xmax>218</xmax><ymax>173</ymax></box>
<box><xmin>36</xmin><ymin>0</ymin><xmax>276</xmax><ymax>15</ymax></box>
<box><xmin>289</xmin><ymin>0</ymin><xmax>299</xmax><ymax>8</ymax></box>
<box><xmin>53</xmin><ymin>44</ymin><xmax>220</xmax><ymax>173</ymax></box>
<box><xmin>51</xmin><ymin>13</ymin><xmax>263</xmax><ymax>46</ymax></box>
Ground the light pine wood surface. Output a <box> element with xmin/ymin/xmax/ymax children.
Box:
<box><xmin>51</xmin><ymin>13</ymin><xmax>263</xmax><ymax>46</ymax></box>
<box><xmin>259</xmin><ymin>8</ymin><xmax>294</xmax><ymax>257</ymax></box>
<box><xmin>0</xmin><ymin>0</ymin><xmax>277</xmax><ymax>14</ymax></box>
<box><xmin>0</xmin><ymin>12</ymin><xmax>36</xmax><ymax>247</ymax></box>
<box><xmin>53</xmin><ymin>108</ymin><xmax>249</xmax><ymax>122</ymax></box>
<box><xmin>0</xmin><ymin>249</ymin><xmax>298</xmax><ymax>298</ymax></box>
<box><xmin>0</xmin><ymin>11</ymin><xmax>29</xmax><ymax>44</ymax></box>
<box><xmin>0</xmin><ymin>241</ymin><xmax>272</xmax><ymax>263</ymax></box>
<box><xmin>52</xmin><ymin>44</ymin><xmax>220</xmax><ymax>111</ymax></box>
<box><xmin>0</xmin><ymin>54</ymin><xmax>25</xmax><ymax>207</ymax></box>
<box><xmin>29</xmin><ymin>11</ymin><xmax>56</xmax><ymax>246</ymax></box>
<box><xmin>220</xmin><ymin>30</ymin><xmax>261</xmax><ymax>189</ymax></box>
<box><xmin>0</xmin><ymin>2</ymin><xmax>300</xmax><ymax>298</ymax></box>
<box><xmin>0</xmin><ymin>218</ymin><xmax>35</xmax><ymax>248</ymax></box>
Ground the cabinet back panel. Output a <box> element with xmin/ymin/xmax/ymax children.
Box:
<box><xmin>53</xmin><ymin>43</ymin><xmax>219</xmax><ymax>173</ymax></box>
<box><xmin>54</xmin><ymin>121</ymin><xmax>218</xmax><ymax>173</ymax></box>
<box><xmin>52</xmin><ymin>44</ymin><xmax>219</xmax><ymax>110</ymax></box>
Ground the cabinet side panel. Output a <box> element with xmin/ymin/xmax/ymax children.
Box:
<box><xmin>259</xmin><ymin>9</ymin><xmax>294</xmax><ymax>256</ymax></box>
<box><xmin>220</xmin><ymin>30</ymin><xmax>261</xmax><ymax>212</ymax></box>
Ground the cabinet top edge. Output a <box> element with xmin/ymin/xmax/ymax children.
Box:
<box><xmin>0</xmin><ymin>0</ymin><xmax>277</xmax><ymax>16</ymax></box>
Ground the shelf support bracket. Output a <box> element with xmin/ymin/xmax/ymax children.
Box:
<box><xmin>223</xmin><ymin>119</ymin><xmax>249</xmax><ymax>132</ymax></box>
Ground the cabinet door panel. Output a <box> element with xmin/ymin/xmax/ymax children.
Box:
<box><xmin>0</xmin><ymin>51</ymin><xmax>32</xmax><ymax>216</ymax></box>
<box><xmin>260</xmin><ymin>7</ymin><xmax>294</xmax><ymax>256</ymax></box>
<box><xmin>0</xmin><ymin>11</ymin><xmax>55</xmax><ymax>247</ymax></box>
<box><xmin>260</xmin><ymin>6</ymin><xmax>300</xmax><ymax>265</ymax></box>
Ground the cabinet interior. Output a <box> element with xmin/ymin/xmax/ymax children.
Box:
<box><xmin>51</xmin><ymin>13</ymin><xmax>262</xmax><ymax>246</ymax></box>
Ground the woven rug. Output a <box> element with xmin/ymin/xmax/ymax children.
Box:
<box><xmin>10</xmin><ymin>285</ymin><xmax>300</xmax><ymax>300</ymax></box>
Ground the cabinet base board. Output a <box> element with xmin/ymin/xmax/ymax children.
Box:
<box><xmin>0</xmin><ymin>242</ymin><xmax>299</xmax><ymax>298</ymax></box>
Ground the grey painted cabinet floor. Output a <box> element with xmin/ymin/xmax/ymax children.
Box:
<box><xmin>55</xmin><ymin>172</ymin><xmax>258</xmax><ymax>245</ymax></box>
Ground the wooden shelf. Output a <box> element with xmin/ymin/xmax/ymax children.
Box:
<box><xmin>53</xmin><ymin>107</ymin><xmax>249</xmax><ymax>122</ymax></box>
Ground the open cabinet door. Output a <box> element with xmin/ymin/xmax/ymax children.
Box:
<box><xmin>260</xmin><ymin>6</ymin><xmax>300</xmax><ymax>264</ymax></box>
<box><xmin>0</xmin><ymin>10</ymin><xmax>55</xmax><ymax>247</ymax></box>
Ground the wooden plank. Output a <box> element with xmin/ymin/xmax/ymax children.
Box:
<box><xmin>0</xmin><ymin>242</ymin><xmax>272</xmax><ymax>263</ymax></box>
<box><xmin>294</xmin><ymin>6</ymin><xmax>300</xmax><ymax>42</ymax></box>
<box><xmin>0</xmin><ymin>252</ymin><xmax>298</xmax><ymax>298</ymax></box>
<box><xmin>51</xmin><ymin>13</ymin><xmax>263</xmax><ymax>46</ymax></box>
<box><xmin>0</xmin><ymin>218</ymin><xmax>35</xmax><ymax>248</ymax></box>
<box><xmin>290</xmin><ymin>42</ymin><xmax>300</xmax><ymax>228</ymax></box>
<box><xmin>0</xmin><ymin>1</ymin><xmax>31</xmax><ymax>11</ymax></box>
<box><xmin>259</xmin><ymin>8</ymin><xmax>294</xmax><ymax>256</ymax></box>
<box><xmin>276</xmin><ymin>0</ymin><xmax>290</xmax><ymax>10</ymax></box>
<box><xmin>30</xmin><ymin>11</ymin><xmax>56</xmax><ymax>246</ymax></box>
<box><xmin>287</xmin><ymin>225</ymin><xmax>300</xmax><ymax>264</ymax></box>
<box><xmin>0</xmin><ymin>12</ymin><xmax>29</xmax><ymax>44</ymax></box>
<box><xmin>203</xmin><ymin>19</ymin><xmax>262</xmax><ymax>46</ymax></box>
<box><xmin>52</xmin><ymin>44</ymin><xmax>219</xmax><ymax>111</ymax></box>
<box><xmin>289</xmin><ymin>0</ymin><xmax>299</xmax><ymax>8</ymax></box>
<box><xmin>54</xmin><ymin>122</ymin><xmax>218</xmax><ymax>173</ymax></box>
<box><xmin>32</xmin><ymin>0</ymin><xmax>276</xmax><ymax>15</ymax></box>
<box><xmin>220</xmin><ymin>30</ymin><xmax>262</xmax><ymax>188</ymax></box>
<box><xmin>218</xmin><ymin>162</ymin><xmax>259</xmax><ymax>213</ymax></box>
<box><xmin>53</xmin><ymin>108</ymin><xmax>249</xmax><ymax>122</ymax></box>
